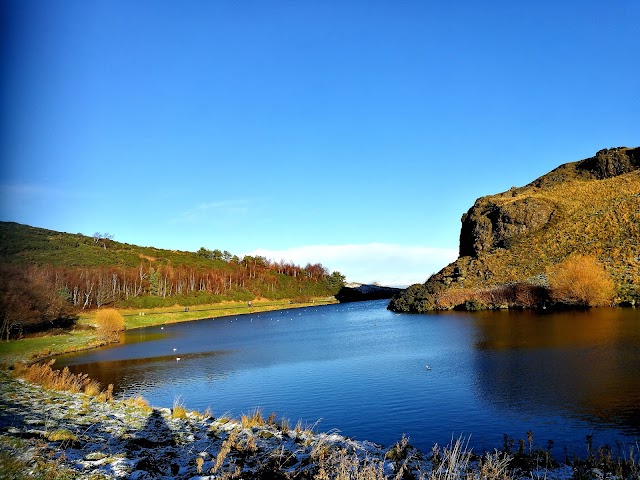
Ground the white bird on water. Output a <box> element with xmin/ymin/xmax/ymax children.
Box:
<box><xmin>173</xmin><ymin>348</ymin><xmax>177</xmax><ymax>352</ymax></box>
<box><xmin>176</xmin><ymin>357</ymin><xmax>181</xmax><ymax>361</ymax></box>
<box><xmin>425</xmin><ymin>365</ymin><xmax>432</xmax><ymax>370</ymax></box>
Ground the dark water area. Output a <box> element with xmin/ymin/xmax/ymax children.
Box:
<box><xmin>57</xmin><ymin>301</ymin><xmax>640</xmax><ymax>455</ymax></box>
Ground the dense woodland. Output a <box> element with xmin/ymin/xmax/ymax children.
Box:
<box><xmin>0</xmin><ymin>222</ymin><xmax>345</xmax><ymax>339</ymax></box>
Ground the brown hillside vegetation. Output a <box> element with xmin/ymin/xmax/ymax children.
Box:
<box><xmin>389</xmin><ymin>147</ymin><xmax>640</xmax><ymax>312</ymax></box>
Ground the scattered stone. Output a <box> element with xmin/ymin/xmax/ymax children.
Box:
<box><xmin>1</xmin><ymin>371</ymin><xmax>621</xmax><ymax>479</ymax></box>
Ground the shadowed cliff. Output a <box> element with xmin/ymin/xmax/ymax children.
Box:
<box><xmin>335</xmin><ymin>283</ymin><xmax>402</xmax><ymax>303</ymax></box>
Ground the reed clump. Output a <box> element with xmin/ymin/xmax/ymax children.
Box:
<box><xmin>123</xmin><ymin>395</ymin><xmax>152</xmax><ymax>413</ymax></box>
<box><xmin>314</xmin><ymin>448</ymin><xmax>386</xmax><ymax>480</ymax></box>
<box><xmin>241</xmin><ymin>407</ymin><xmax>265</xmax><ymax>429</ymax></box>
<box><xmin>172</xmin><ymin>395</ymin><xmax>188</xmax><ymax>419</ymax></box>
<box><xmin>12</xmin><ymin>359</ymin><xmax>114</xmax><ymax>401</ymax></box>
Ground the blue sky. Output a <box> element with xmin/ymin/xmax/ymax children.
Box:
<box><xmin>1</xmin><ymin>1</ymin><xmax>639</xmax><ymax>286</ymax></box>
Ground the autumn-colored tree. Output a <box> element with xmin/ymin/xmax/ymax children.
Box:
<box><xmin>95</xmin><ymin>309</ymin><xmax>125</xmax><ymax>342</ymax></box>
<box><xmin>548</xmin><ymin>254</ymin><xmax>614</xmax><ymax>307</ymax></box>
<box><xmin>0</xmin><ymin>265</ymin><xmax>76</xmax><ymax>340</ymax></box>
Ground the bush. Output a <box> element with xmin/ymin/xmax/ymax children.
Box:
<box><xmin>548</xmin><ymin>254</ymin><xmax>614</xmax><ymax>307</ymax></box>
<box><xmin>95</xmin><ymin>308</ymin><xmax>125</xmax><ymax>342</ymax></box>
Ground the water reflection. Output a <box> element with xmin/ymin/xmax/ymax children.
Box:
<box><xmin>471</xmin><ymin>308</ymin><xmax>640</xmax><ymax>437</ymax></box>
<box><xmin>66</xmin><ymin>351</ymin><xmax>232</xmax><ymax>392</ymax></box>
<box><xmin>56</xmin><ymin>302</ymin><xmax>640</xmax><ymax>452</ymax></box>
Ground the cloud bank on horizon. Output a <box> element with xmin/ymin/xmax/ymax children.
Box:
<box><xmin>247</xmin><ymin>243</ymin><xmax>459</xmax><ymax>287</ymax></box>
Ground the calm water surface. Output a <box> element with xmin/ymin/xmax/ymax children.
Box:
<box><xmin>57</xmin><ymin>300</ymin><xmax>640</xmax><ymax>454</ymax></box>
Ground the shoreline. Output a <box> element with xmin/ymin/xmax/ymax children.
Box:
<box><xmin>3</xmin><ymin>370</ymin><xmax>635</xmax><ymax>479</ymax></box>
<box><xmin>0</xmin><ymin>370</ymin><xmax>416</xmax><ymax>479</ymax></box>
<box><xmin>2</xmin><ymin>304</ymin><xmax>639</xmax><ymax>478</ymax></box>
<box><xmin>120</xmin><ymin>297</ymin><xmax>338</xmax><ymax>330</ymax></box>
<box><xmin>0</xmin><ymin>297</ymin><xmax>338</xmax><ymax>366</ymax></box>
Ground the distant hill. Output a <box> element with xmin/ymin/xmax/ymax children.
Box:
<box><xmin>389</xmin><ymin>146</ymin><xmax>640</xmax><ymax>312</ymax></box>
<box><xmin>0</xmin><ymin>222</ymin><xmax>345</xmax><ymax>310</ymax></box>
<box><xmin>335</xmin><ymin>283</ymin><xmax>402</xmax><ymax>303</ymax></box>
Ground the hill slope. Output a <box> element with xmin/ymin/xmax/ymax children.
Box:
<box><xmin>0</xmin><ymin>222</ymin><xmax>345</xmax><ymax>310</ymax></box>
<box><xmin>389</xmin><ymin>147</ymin><xmax>640</xmax><ymax>312</ymax></box>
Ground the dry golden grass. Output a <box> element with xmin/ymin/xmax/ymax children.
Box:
<box><xmin>195</xmin><ymin>456</ymin><xmax>204</xmax><ymax>474</ymax></box>
<box><xmin>95</xmin><ymin>383</ymin><xmax>114</xmax><ymax>402</ymax></box>
<box><xmin>46</xmin><ymin>429</ymin><xmax>78</xmax><ymax>443</ymax></box>
<box><xmin>314</xmin><ymin>448</ymin><xmax>386</xmax><ymax>480</ymax></box>
<box><xmin>83</xmin><ymin>379</ymin><xmax>102</xmax><ymax>397</ymax></box>
<box><xmin>15</xmin><ymin>360</ymin><xmax>93</xmax><ymax>394</ymax></box>
<box><xmin>14</xmin><ymin>360</ymin><xmax>116</xmax><ymax>403</ymax></box>
<box><xmin>172</xmin><ymin>395</ymin><xmax>188</xmax><ymax>419</ymax></box>
<box><xmin>123</xmin><ymin>395</ymin><xmax>152</xmax><ymax>413</ymax></box>
<box><xmin>212</xmin><ymin>431</ymin><xmax>239</xmax><ymax>474</ymax></box>
<box><xmin>279</xmin><ymin>417</ymin><xmax>290</xmax><ymax>435</ymax></box>
<box><xmin>241</xmin><ymin>408</ymin><xmax>265</xmax><ymax>429</ymax></box>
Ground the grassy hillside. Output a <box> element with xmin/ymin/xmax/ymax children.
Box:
<box><xmin>0</xmin><ymin>222</ymin><xmax>230</xmax><ymax>269</ymax></box>
<box><xmin>0</xmin><ymin>222</ymin><xmax>344</xmax><ymax>338</ymax></box>
<box><xmin>389</xmin><ymin>147</ymin><xmax>640</xmax><ymax>312</ymax></box>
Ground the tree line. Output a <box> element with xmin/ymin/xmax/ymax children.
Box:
<box><xmin>0</xmin><ymin>256</ymin><xmax>345</xmax><ymax>340</ymax></box>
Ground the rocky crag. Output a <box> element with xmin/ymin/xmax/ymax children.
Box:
<box><xmin>389</xmin><ymin>147</ymin><xmax>640</xmax><ymax>312</ymax></box>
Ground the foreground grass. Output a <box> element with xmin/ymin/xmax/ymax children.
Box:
<box><xmin>0</xmin><ymin>297</ymin><xmax>336</xmax><ymax>366</ymax></box>
<box><xmin>4</xmin><ymin>361</ymin><xmax>640</xmax><ymax>479</ymax></box>
<box><xmin>0</xmin><ymin>328</ymin><xmax>101</xmax><ymax>367</ymax></box>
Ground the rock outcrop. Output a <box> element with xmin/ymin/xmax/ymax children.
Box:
<box><xmin>389</xmin><ymin>147</ymin><xmax>640</xmax><ymax>312</ymax></box>
<box><xmin>459</xmin><ymin>196</ymin><xmax>556</xmax><ymax>257</ymax></box>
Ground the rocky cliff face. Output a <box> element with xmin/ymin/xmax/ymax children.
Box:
<box><xmin>459</xmin><ymin>147</ymin><xmax>639</xmax><ymax>259</ymax></box>
<box><xmin>459</xmin><ymin>196</ymin><xmax>556</xmax><ymax>257</ymax></box>
<box><xmin>389</xmin><ymin>146</ymin><xmax>640</xmax><ymax>312</ymax></box>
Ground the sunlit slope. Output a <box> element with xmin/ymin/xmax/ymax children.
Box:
<box><xmin>0</xmin><ymin>222</ymin><xmax>345</xmax><ymax>308</ymax></box>
<box><xmin>0</xmin><ymin>222</ymin><xmax>229</xmax><ymax>269</ymax></box>
<box><xmin>390</xmin><ymin>147</ymin><xmax>640</xmax><ymax>311</ymax></box>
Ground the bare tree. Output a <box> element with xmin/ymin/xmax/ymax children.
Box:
<box><xmin>92</xmin><ymin>232</ymin><xmax>114</xmax><ymax>249</ymax></box>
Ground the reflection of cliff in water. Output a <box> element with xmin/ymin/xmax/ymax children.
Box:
<box><xmin>471</xmin><ymin>308</ymin><xmax>640</xmax><ymax>436</ymax></box>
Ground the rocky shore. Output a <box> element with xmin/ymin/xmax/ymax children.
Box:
<box><xmin>13</xmin><ymin>370</ymin><xmax>638</xmax><ymax>478</ymax></box>
<box><xmin>0</xmin><ymin>371</ymin><xmax>427</xmax><ymax>479</ymax></box>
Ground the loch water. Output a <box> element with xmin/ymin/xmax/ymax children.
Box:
<box><xmin>57</xmin><ymin>300</ymin><xmax>640</xmax><ymax>455</ymax></box>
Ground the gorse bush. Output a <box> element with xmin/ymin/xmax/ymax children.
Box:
<box><xmin>548</xmin><ymin>254</ymin><xmax>614</xmax><ymax>307</ymax></box>
<box><xmin>95</xmin><ymin>308</ymin><xmax>125</xmax><ymax>342</ymax></box>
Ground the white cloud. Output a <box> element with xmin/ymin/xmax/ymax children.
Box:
<box><xmin>246</xmin><ymin>243</ymin><xmax>458</xmax><ymax>287</ymax></box>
